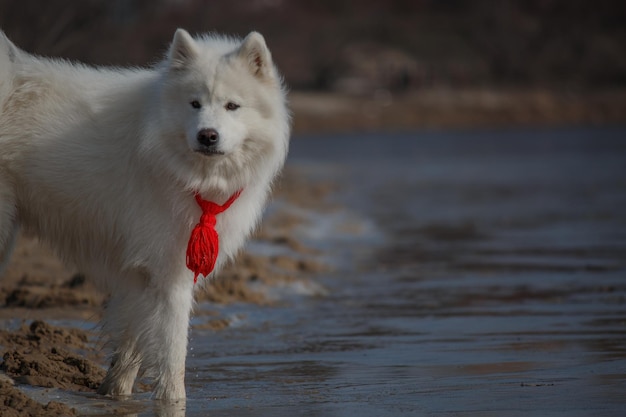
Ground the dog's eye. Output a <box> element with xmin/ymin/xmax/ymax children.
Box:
<box><xmin>225</xmin><ymin>102</ymin><xmax>240</xmax><ymax>111</ymax></box>
<box><xmin>190</xmin><ymin>100</ymin><xmax>202</xmax><ymax>109</ymax></box>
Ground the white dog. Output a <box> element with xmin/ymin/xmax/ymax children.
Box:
<box><xmin>0</xmin><ymin>29</ymin><xmax>289</xmax><ymax>400</ymax></box>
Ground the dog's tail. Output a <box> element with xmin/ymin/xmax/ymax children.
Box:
<box><xmin>0</xmin><ymin>30</ymin><xmax>17</xmax><ymax>103</ymax></box>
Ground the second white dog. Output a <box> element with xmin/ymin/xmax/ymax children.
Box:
<box><xmin>0</xmin><ymin>28</ymin><xmax>289</xmax><ymax>400</ymax></box>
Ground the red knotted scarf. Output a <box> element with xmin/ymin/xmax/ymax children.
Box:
<box><xmin>186</xmin><ymin>190</ymin><xmax>241</xmax><ymax>283</ymax></box>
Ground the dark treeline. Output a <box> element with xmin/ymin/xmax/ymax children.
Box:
<box><xmin>1</xmin><ymin>0</ymin><xmax>624</xmax><ymax>92</ymax></box>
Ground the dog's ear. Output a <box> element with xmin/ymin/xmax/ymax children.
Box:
<box><xmin>168</xmin><ymin>29</ymin><xmax>198</xmax><ymax>69</ymax></box>
<box><xmin>238</xmin><ymin>32</ymin><xmax>273</xmax><ymax>80</ymax></box>
<box><xmin>0</xmin><ymin>31</ymin><xmax>18</xmax><ymax>63</ymax></box>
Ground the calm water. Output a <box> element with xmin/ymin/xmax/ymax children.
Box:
<box><xmin>43</xmin><ymin>127</ymin><xmax>626</xmax><ymax>416</ymax></box>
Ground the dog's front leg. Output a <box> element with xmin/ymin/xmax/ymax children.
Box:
<box><xmin>99</xmin><ymin>273</ymin><xmax>194</xmax><ymax>400</ymax></box>
<box><xmin>98</xmin><ymin>279</ymin><xmax>145</xmax><ymax>397</ymax></box>
<box><xmin>98</xmin><ymin>337</ymin><xmax>141</xmax><ymax>397</ymax></box>
<box><xmin>150</xmin><ymin>278</ymin><xmax>194</xmax><ymax>400</ymax></box>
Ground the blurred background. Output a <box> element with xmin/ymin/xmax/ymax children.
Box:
<box><xmin>1</xmin><ymin>0</ymin><xmax>625</xmax><ymax>132</ymax></box>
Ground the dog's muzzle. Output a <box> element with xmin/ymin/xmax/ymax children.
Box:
<box><xmin>196</xmin><ymin>128</ymin><xmax>224</xmax><ymax>155</ymax></box>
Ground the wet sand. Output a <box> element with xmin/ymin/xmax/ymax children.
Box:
<box><xmin>1</xmin><ymin>91</ymin><xmax>626</xmax><ymax>416</ymax></box>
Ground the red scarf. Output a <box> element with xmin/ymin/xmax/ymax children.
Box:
<box><xmin>186</xmin><ymin>190</ymin><xmax>242</xmax><ymax>283</ymax></box>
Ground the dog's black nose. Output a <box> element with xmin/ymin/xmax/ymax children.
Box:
<box><xmin>197</xmin><ymin>128</ymin><xmax>220</xmax><ymax>147</ymax></box>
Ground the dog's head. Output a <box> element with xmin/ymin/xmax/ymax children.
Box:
<box><xmin>148</xmin><ymin>29</ymin><xmax>290</xmax><ymax>195</ymax></box>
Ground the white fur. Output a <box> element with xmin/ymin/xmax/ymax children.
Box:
<box><xmin>0</xmin><ymin>29</ymin><xmax>289</xmax><ymax>400</ymax></box>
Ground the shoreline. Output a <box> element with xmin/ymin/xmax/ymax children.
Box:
<box><xmin>290</xmin><ymin>88</ymin><xmax>626</xmax><ymax>134</ymax></box>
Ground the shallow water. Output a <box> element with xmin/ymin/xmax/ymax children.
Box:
<box><xmin>39</xmin><ymin>127</ymin><xmax>626</xmax><ymax>416</ymax></box>
<box><xmin>184</xmin><ymin>127</ymin><xmax>626</xmax><ymax>417</ymax></box>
